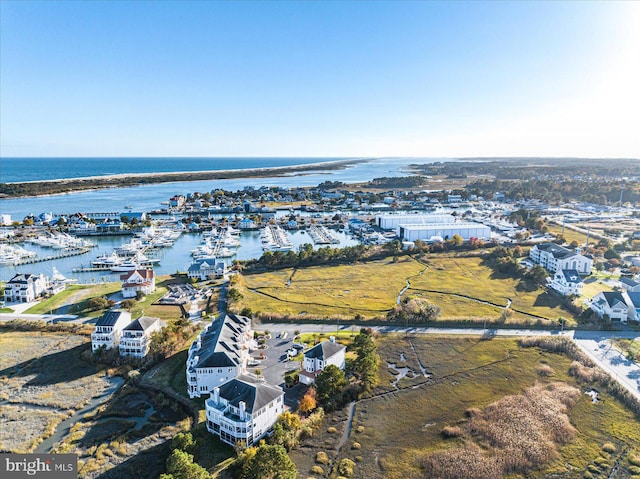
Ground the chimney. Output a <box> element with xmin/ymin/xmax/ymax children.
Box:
<box><xmin>212</xmin><ymin>387</ymin><xmax>220</xmax><ymax>404</ymax></box>
<box><xmin>239</xmin><ymin>401</ymin><xmax>246</xmax><ymax>420</ymax></box>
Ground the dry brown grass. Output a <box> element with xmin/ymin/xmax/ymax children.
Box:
<box><xmin>421</xmin><ymin>382</ymin><xmax>580</xmax><ymax>477</ymax></box>
<box><xmin>536</xmin><ymin>364</ymin><xmax>555</xmax><ymax>377</ymax></box>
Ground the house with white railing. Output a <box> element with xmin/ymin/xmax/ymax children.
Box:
<box><xmin>186</xmin><ymin>314</ymin><xmax>252</xmax><ymax>398</ymax></box>
<box><xmin>550</xmin><ymin>269</ymin><xmax>584</xmax><ymax>296</ymax></box>
<box><xmin>120</xmin><ymin>269</ymin><xmax>155</xmax><ymax>298</ymax></box>
<box><xmin>119</xmin><ymin>316</ymin><xmax>161</xmax><ymax>357</ymax></box>
<box><xmin>205</xmin><ymin>374</ymin><xmax>284</xmax><ymax>447</ymax></box>
<box><xmin>4</xmin><ymin>273</ymin><xmax>47</xmax><ymax>303</ymax></box>
<box><xmin>590</xmin><ymin>292</ymin><xmax>628</xmax><ymax>322</ymax></box>
<box><xmin>92</xmin><ymin>310</ymin><xmax>132</xmax><ymax>351</ymax></box>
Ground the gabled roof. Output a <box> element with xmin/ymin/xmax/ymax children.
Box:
<box><xmin>626</xmin><ymin>292</ymin><xmax>640</xmax><ymax>308</ymax></box>
<box><xmin>188</xmin><ymin>259</ymin><xmax>225</xmax><ymax>272</ymax></box>
<box><xmin>561</xmin><ymin>269</ymin><xmax>583</xmax><ymax>284</ymax></box>
<box><xmin>535</xmin><ymin>243</ymin><xmax>577</xmax><ymax>260</ymax></box>
<box><xmin>123</xmin><ymin>316</ymin><xmax>159</xmax><ymax>332</ymax></box>
<box><xmin>190</xmin><ymin>313</ymin><xmax>251</xmax><ymax>370</ymax></box>
<box><xmin>621</xmin><ymin>277</ymin><xmax>640</xmax><ymax>288</ymax></box>
<box><xmin>8</xmin><ymin>273</ymin><xmax>37</xmax><ymax>284</ymax></box>
<box><xmin>96</xmin><ymin>310</ymin><xmax>129</xmax><ymax>327</ymax></box>
<box><xmin>305</xmin><ymin>340</ymin><xmax>346</xmax><ymax>361</ymax></box>
<box><xmin>218</xmin><ymin>374</ymin><xmax>283</xmax><ymax>414</ymax></box>
<box><xmin>120</xmin><ymin>269</ymin><xmax>154</xmax><ymax>281</ymax></box>
<box><xmin>598</xmin><ymin>292</ymin><xmax>628</xmax><ymax>309</ymax></box>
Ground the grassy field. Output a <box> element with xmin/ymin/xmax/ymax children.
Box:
<box><xmin>25</xmin><ymin>283</ymin><xmax>120</xmax><ymax>318</ymax></box>
<box><xmin>409</xmin><ymin>255</ymin><xmax>580</xmax><ymax>325</ymax></box>
<box><xmin>547</xmin><ymin>223</ymin><xmax>591</xmax><ymax>246</ymax></box>
<box><xmin>233</xmin><ymin>254</ymin><xmax>580</xmax><ymax>325</ymax></box>
<box><xmin>235</xmin><ymin>257</ymin><xmax>425</xmax><ymax>319</ymax></box>
<box><xmin>290</xmin><ymin>335</ymin><xmax>640</xmax><ymax>479</ymax></box>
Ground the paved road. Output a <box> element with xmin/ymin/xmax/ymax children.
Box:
<box><xmin>263</xmin><ymin>323</ymin><xmax>640</xmax><ymax>401</ymax></box>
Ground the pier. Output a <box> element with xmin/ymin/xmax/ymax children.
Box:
<box><xmin>308</xmin><ymin>224</ymin><xmax>340</xmax><ymax>245</ymax></box>
<box><xmin>12</xmin><ymin>247</ymin><xmax>92</xmax><ymax>266</ymax></box>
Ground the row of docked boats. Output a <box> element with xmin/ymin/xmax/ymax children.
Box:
<box><xmin>26</xmin><ymin>232</ymin><xmax>97</xmax><ymax>250</ymax></box>
<box><xmin>307</xmin><ymin>224</ymin><xmax>340</xmax><ymax>245</ymax></box>
<box><xmin>0</xmin><ymin>244</ymin><xmax>37</xmax><ymax>265</ymax></box>
<box><xmin>191</xmin><ymin>225</ymin><xmax>240</xmax><ymax>260</ymax></box>
<box><xmin>261</xmin><ymin>224</ymin><xmax>293</xmax><ymax>252</ymax></box>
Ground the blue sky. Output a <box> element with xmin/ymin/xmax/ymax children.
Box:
<box><xmin>1</xmin><ymin>1</ymin><xmax>638</xmax><ymax>158</ymax></box>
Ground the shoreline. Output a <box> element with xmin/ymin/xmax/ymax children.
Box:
<box><xmin>0</xmin><ymin>158</ymin><xmax>372</xmax><ymax>199</ymax></box>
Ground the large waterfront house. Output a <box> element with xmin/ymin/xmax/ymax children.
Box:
<box><xmin>529</xmin><ymin>243</ymin><xmax>593</xmax><ymax>275</ymax></box>
<box><xmin>550</xmin><ymin>269</ymin><xmax>584</xmax><ymax>296</ymax></box>
<box><xmin>4</xmin><ymin>273</ymin><xmax>47</xmax><ymax>303</ymax></box>
<box><xmin>118</xmin><ymin>316</ymin><xmax>161</xmax><ymax>358</ymax></box>
<box><xmin>186</xmin><ymin>314</ymin><xmax>252</xmax><ymax>398</ymax></box>
<box><xmin>300</xmin><ymin>338</ymin><xmax>347</xmax><ymax>385</ymax></box>
<box><xmin>120</xmin><ymin>269</ymin><xmax>156</xmax><ymax>298</ymax></box>
<box><xmin>205</xmin><ymin>374</ymin><xmax>284</xmax><ymax>447</ymax></box>
<box><xmin>187</xmin><ymin>258</ymin><xmax>227</xmax><ymax>281</ymax></box>
<box><xmin>92</xmin><ymin>310</ymin><xmax>132</xmax><ymax>351</ymax></box>
<box><xmin>590</xmin><ymin>292</ymin><xmax>629</xmax><ymax>322</ymax></box>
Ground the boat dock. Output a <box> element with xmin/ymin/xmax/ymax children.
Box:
<box><xmin>13</xmin><ymin>247</ymin><xmax>92</xmax><ymax>266</ymax></box>
<box><xmin>308</xmin><ymin>224</ymin><xmax>340</xmax><ymax>245</ymax></box>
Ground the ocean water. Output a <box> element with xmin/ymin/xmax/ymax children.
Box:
<box><xmin>0</xmin><ymin>157</ymin><xmax>351</xmax><ymax>183</ymax></box>
<box><xmin>0</xmin><ymin>157</ymin><xmax>440</xmax><ymax>221</ymax></box>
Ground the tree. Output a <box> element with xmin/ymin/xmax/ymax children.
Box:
<box><xmin>314</xmin><ymin>364</ymin><xmax>347</xmax><ymax>403</ymax></box>
<box><xmin>135</xmin><ymin>290</ymin><xmax>146</xmax><ymax>301</ymax></box>
<box><xmin>87</xmin><ymin>296</ymin><xmax>109</xmax><ymax>311</ymax></box>
<box><xmin>165</xmin><ymin>449</ymin><xmax>210</xmax><ymax>479</ymax></box>
<box><xmin>244</xmin><ymin>444</ymin><xmax>296</xmax><ymax>479</ymax></box>
<box><xmin>122</xmin><ymin>299</ymin><xmax>137</xmax><ymax>311</ymax></box>
<box><xmin>297</xmin><ymin>388</ymin><xmax>317</xmax><ymax>414</ymax></box>
<box><xmin>524</xmin><ymin>265</ymin><xmax>548</xmax><ymax>286</ymax></box>
<box><xmin>172</xmin><ymin>432</ymin><xmax>196</xmax><ymax>455</ymax></box>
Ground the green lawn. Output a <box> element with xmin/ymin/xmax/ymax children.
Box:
<box><xmin>25</xmin><ymin>283</ymin><xmax>121</xmax><ymax>318</ymax></box>
<box><xmin>235</xmin><ymin>257</ymin><xmax>425</xmax><ymax>319</ymax></box>
<box><xmin>409</xmin><ymin>255</ymin><xmax>580</xmax><ymax>325</ymax></box>
<box><xmin>233</xmin><ymin>254</ymin><xmax>581</xmax><ymax>325</ymax></box>
<box><xmin>547</xmin><ymin>222</ymin><xmax>591</xmax><ymax>246</ymax></box>
<box><xmin>290</xmin><ymin>335</ymin><xmax>640</xmax><ymax>479</ymax></box>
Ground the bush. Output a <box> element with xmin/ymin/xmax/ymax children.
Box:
<box><xmin>351</xmin><ymin>441</ymin><xmax>361</xmax><ymax>449</ymax></box>
<box><xmin>338</xmin><ymin>458</ymin><xmax>356</xmax><ymax>477</ymax></box>
<box><xmin>310</xmin><ymin>465</ymin><xmax>324</xmax><ymax>475</ymax></box>
<box><xmin>315</xmin><ymin>451</ymin><xmax>329</xmax><ymax>464</ymax></box>
<box><xmin>602</xmin><ymin>442</ymin><xmax>617</xmax><ymax>454</ymax></box>
<box><xmin>87</xmin><ymin>296</ymin><xmax>109</xmax><ymax>311</ymax></box>
<box><xmin>536</xmin><ymin>364</ymin><xmax>555</xmax><ymax>377</ymax></box>
<box><xmin>441</xmin><ymin>426</ymin><xmax>464</xmax><ymax>438</ymax></box>
<box><xmin>327</xmin><ymin>427</ymin><xmax>337</xmax><ymax>434</ymax></box>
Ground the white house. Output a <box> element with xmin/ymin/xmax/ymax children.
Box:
<box><xmin>205</xmin><ymin>374</ymin><xmax>284</xmax><ymax>446</ymax></box>
<box><xmin>119</xmin><ymin>316</ymin><xmax>162</xmax><ymax>357</ymax></box>
<box><xmin>187</xmin><ymin>314</ymin><xmax>252</xmax><ymax>398</ymax></box>
<box><xmin>529</xmin><ymin>243</ymin><xmax>593</xmax><ymax>275</ymax></box>
<box><xmin>120</xmin><ymin>269</ymin><xmax>156</xmax><ymax>298</ymax></box>
<box><xmin>590</xmin><ymin>292</ymin><xmax>629</xmax><ymax>322</ymax></box>
<box><xmin>3</xmin><ymin>273</ymin><xmax>47</xmax><ymax>303</ymax></box>
<box><xmin>238</xmin><ymin>218</ymin><xmax>257</xmax><ymax>230</ymax></box>
<box><xmin>625</xmin><ymin>292</ymin><xmax>640</xmax><ymax>322</ymax></box>
<box><xmin>92</xmin><ymin>310</ymin><xmax>132</xmax><ymax>351</ymax></box>
<box><xmin>550</xmin><ymin>269</ymin><xmax>584</xmax><ymax>296</ymax></box>
<box><xmin>187</xmin><ymin>259</ymin><xmax>227</xmax><ymax>281</ymax></box>
<box><xmin>300</xmin><ymin>338</ymin><xmax>347</xmax><ymax>385</ymax></box>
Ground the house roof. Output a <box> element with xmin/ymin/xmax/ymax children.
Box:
<box><xmin>120</xmin><ymin>269</ymin><xmax>154</xmax><ymax>281</ymax></box>
<box><xmin>122</xmin><ymin>281</ymin><xmax>153</xmax><ymax>288</ymax></box>
<box><xmin>218</xmin><ymin>374</ymin><xmax>283</xmax><ymax>414</ymax></box>
<box><xmin>190</xmin><ymin>313</ymin><xmax>251</xmax><ymax>370</ymax></box>
<box><xmin>305</xmin><ymin>340</ymin><xmax>346</xmax><ymax>361</ymax></box>
<box><xmin>96</xmin><ymin>310</ymin><xmax>129</xmax><ymax>327</ymax></box>
<box><xmin>621</xmin><ymin>277</ymin><xmax>640</xmax><ymax>288</ymax></box>
<box><xmin>8</xmin><ymin>273</ymin><xmax>37</xmax><ymax>284</ymax></box>
<box><xmin>625</xmin><ymin>292</ymin><xmax>640</xmax><ymax>308</ymax></box>
<box><xmin>599</xmin><ymin>292</ymin><xmax>628</xmax><ymax>309</ymax></box>
<box><xmin>188</xmin><ymin>259</ymin><xmax>225</xmax><ymax>272</ymax></box>
<box><xmin>536</xmin><ymin>243</ymin><xmax>578</xmax><ymax>260</ymax></box>
<box><xmin>123</xmin><ymin>316</ymin><xmax>159</xmax><ymax>332</ymax></box>
<box><xmin>561</xmin><ymin>269</ymin><xmax>583</xmax><ymax>284</ymax></box>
